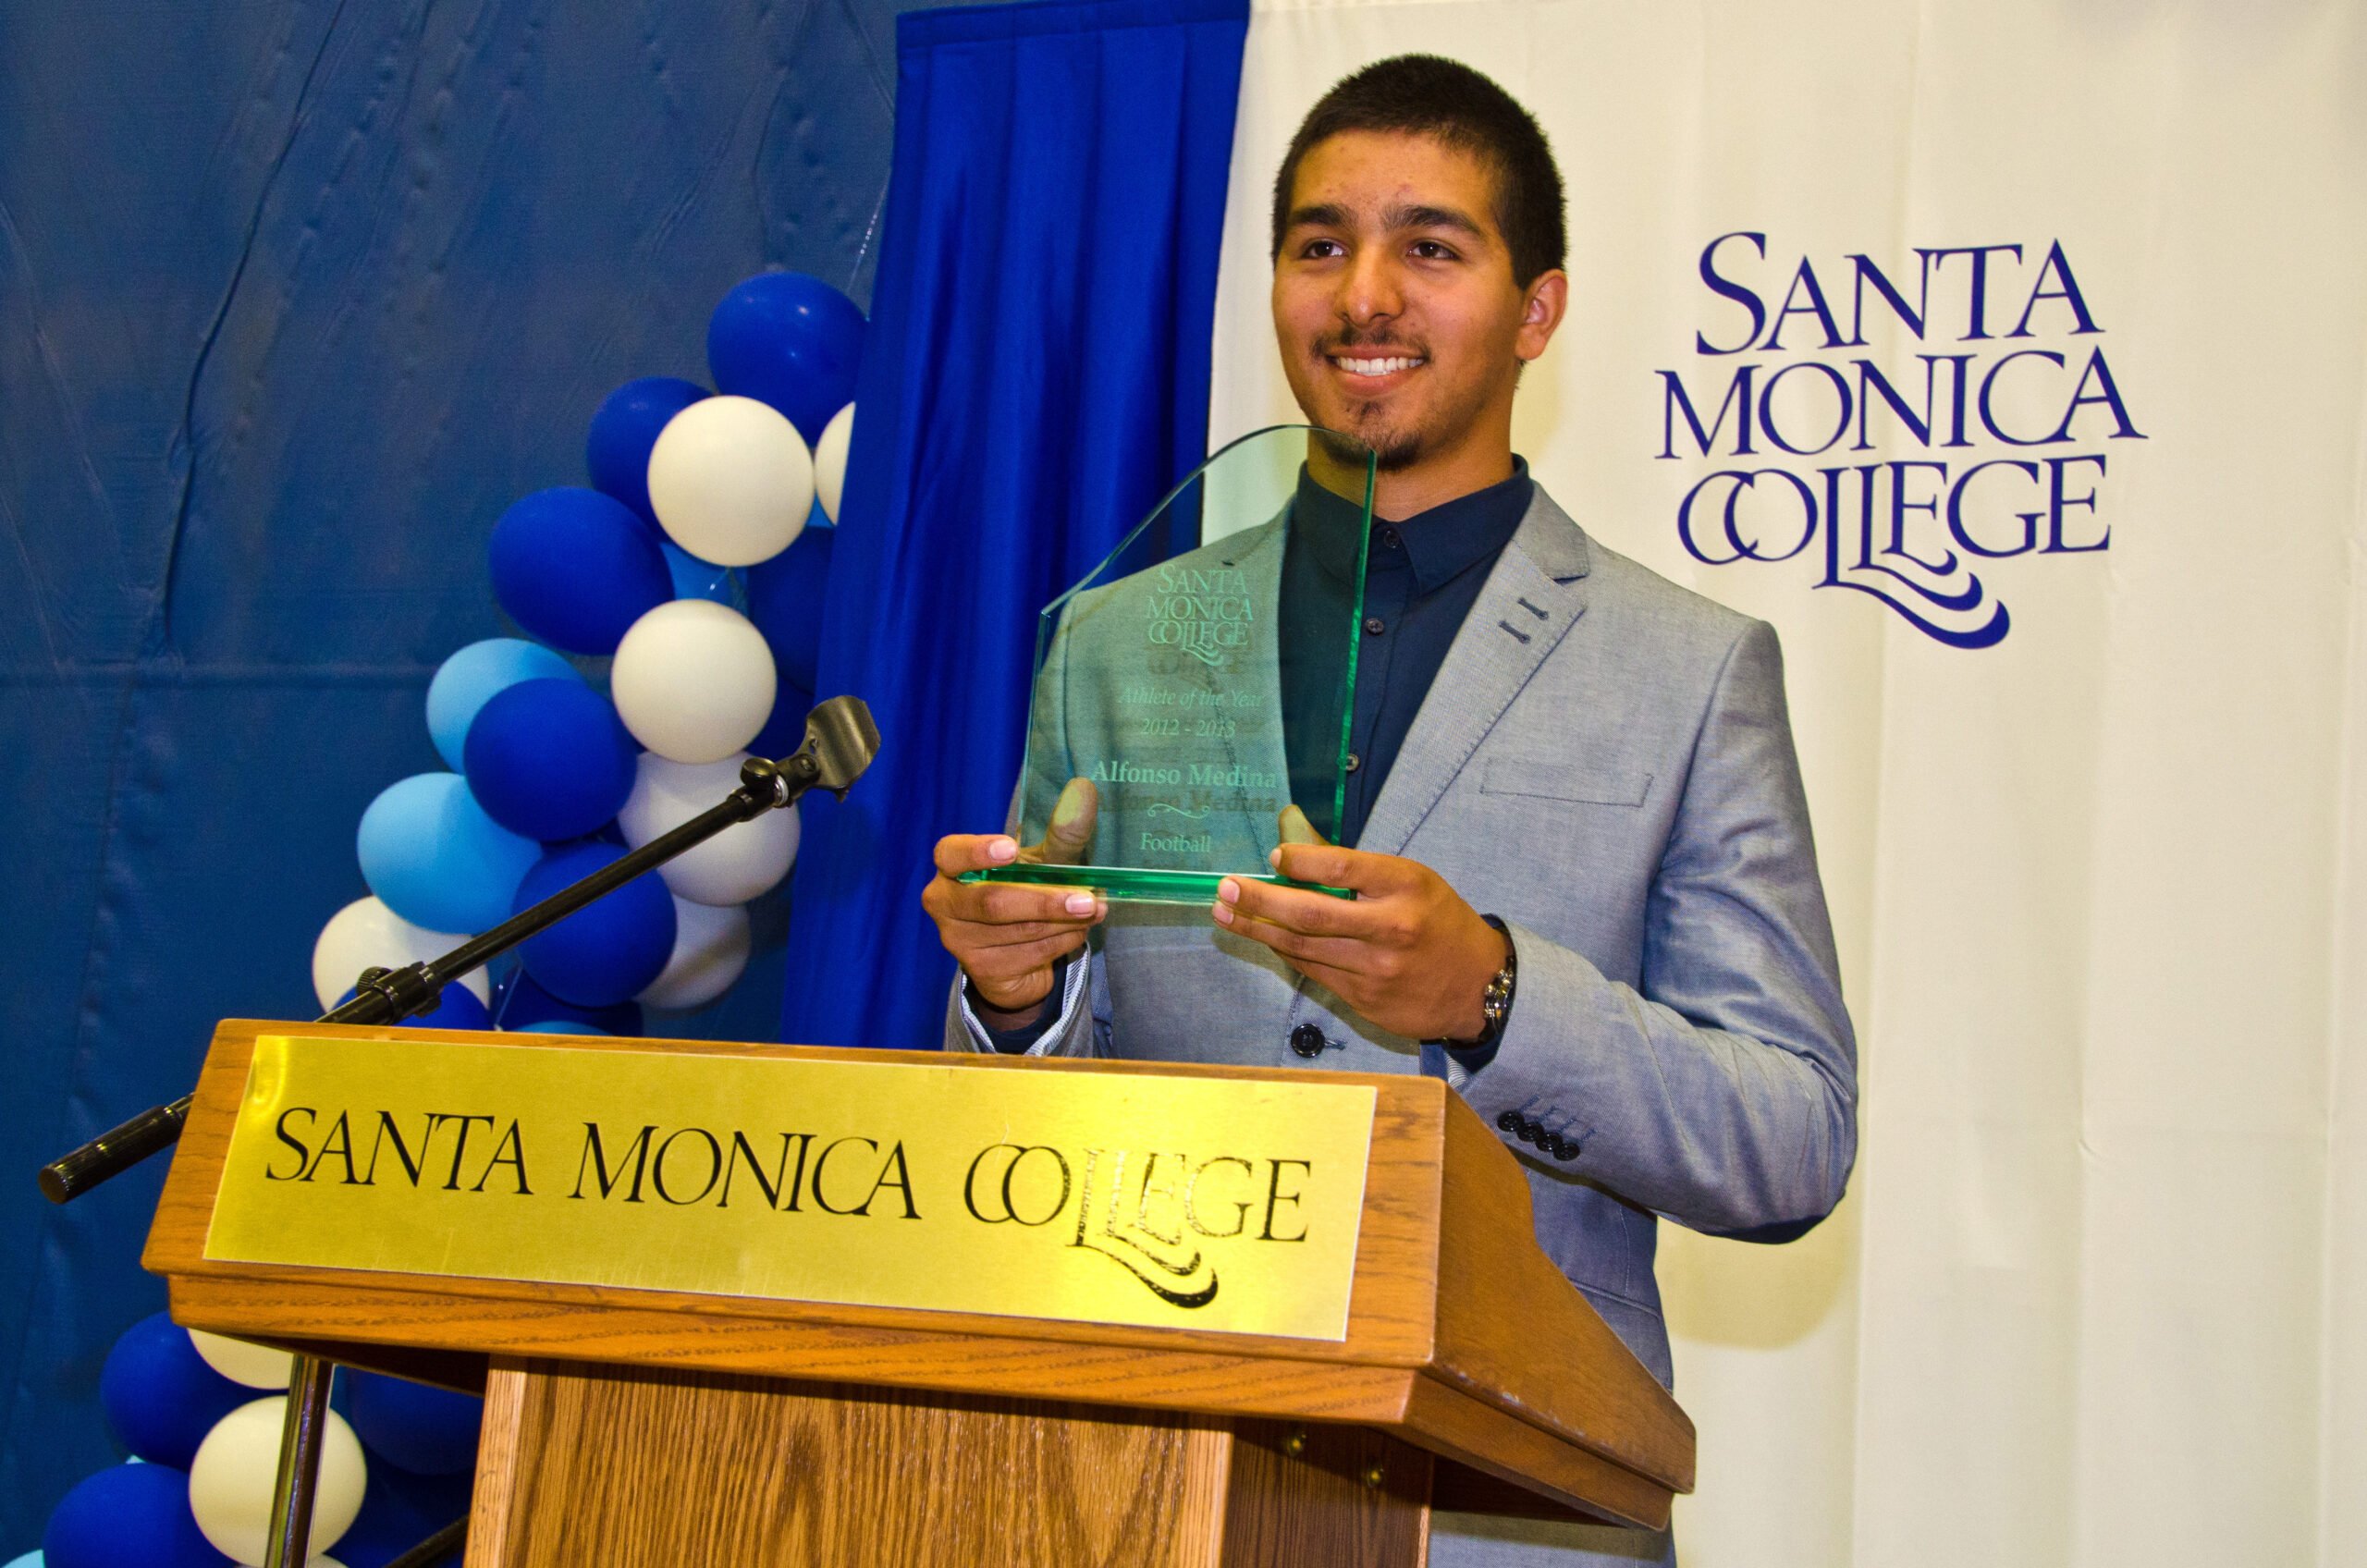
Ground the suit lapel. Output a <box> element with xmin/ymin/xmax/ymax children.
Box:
<box><xmin>1355</xmin><ymin>489</ymin><xmax>1593</xmax><ymax>857</ymax></box>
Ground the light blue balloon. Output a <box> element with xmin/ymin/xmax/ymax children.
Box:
<box><xmin>427</xmin><ymin>639</ymin><xmax>581</xmax><ymax>772</ymax></box>
<box><xmin>517</xmin><ymin>1020</ymin><xmax>612</xmax><ymax>1035</ymax></box>
<box><xmin>6</xmin><ymin>1550</ymin><xmax>45</xmax><ymax>1567</ymax></box>
<box><xmin>358</xmin><ymin>773</ymin><xmax>541</xmax><ymax>934</ymax></box>
<box><xmin>660</xmin><ymin>541</ymin><xmax>734</xmax><ymax>606</ymax></box>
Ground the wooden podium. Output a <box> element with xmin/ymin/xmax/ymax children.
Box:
<box><xmin>145</xmin><ymin>1022</ymin><xmax>1692</xmax><ymax>1567</ymax></box>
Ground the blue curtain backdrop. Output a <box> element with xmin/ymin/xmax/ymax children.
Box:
<box><xmin>779</xmin><ymin>0</ymin><xmax>1251</xmax><ymax>1048</ymax></box>
<box><xmin>0</xmin><ymin>0</ymin><xmax>985</xmax><ymax>1548</ymax></box>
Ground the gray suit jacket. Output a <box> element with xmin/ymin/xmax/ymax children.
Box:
<box><xmin>949</xmin><ymin>484</ymin><xmax>1857</xmax><ymax>1562</ymax></box>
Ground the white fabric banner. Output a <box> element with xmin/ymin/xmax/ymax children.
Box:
<box><xmin>1210</xmin><ymin>3</ymin><xmax>2367</xmax><ymax>1562</ymax></box>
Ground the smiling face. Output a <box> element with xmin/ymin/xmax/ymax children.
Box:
<box><xmin>1271</xmin><ymin>129</ymin><xmax>1566</xmax><ymax>512</ymax></box>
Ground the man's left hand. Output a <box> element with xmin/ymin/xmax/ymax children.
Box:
<box><xmin>1214</xmin><ymin>808</ymin><xmax>1507</xmax><ymax>1042</ymax></box>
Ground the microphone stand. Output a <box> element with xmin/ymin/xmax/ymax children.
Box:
<box><xmin>34</xmin><ymin>695</ymin><xmax>879</xmax><ymax>1568</ymax></box>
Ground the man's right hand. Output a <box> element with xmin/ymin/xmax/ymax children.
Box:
<box><xmin>923</xmin><ymin>777</ymin><xmax>1105</xmax><ymax>1028</ymax></box>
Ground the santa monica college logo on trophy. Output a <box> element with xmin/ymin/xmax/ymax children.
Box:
<box><xmin>1655</xmin><ymin>234</ymin><xmax>2148</xmax><ymax>648</ymax></box>
<box><xmin>1144</xmin><ymin>562</ymin><xmax>1257</xmax><ymax>668</ymax></box>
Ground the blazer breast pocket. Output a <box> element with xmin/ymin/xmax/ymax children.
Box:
<box><xmin>1478</xmin><ymin>755</ymin><xmax>1653</xmax><ymax>808</ymax></box>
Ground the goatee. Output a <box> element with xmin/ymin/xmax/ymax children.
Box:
<box><xmin>1339</xmin><ymin>409</ymin><xmax>1423</xmax><ymax>471</ymax></box>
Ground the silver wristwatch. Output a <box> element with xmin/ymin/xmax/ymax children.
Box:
<box><xmin>1437</xmin><ymin>913</ymin><xmax>1516</xmax><ymax>1049</ymax></box>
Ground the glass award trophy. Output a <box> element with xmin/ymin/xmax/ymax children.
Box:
<box><xmin>966</xmin><ymin>424</ymin><xmax>1377</xmax><ymax>905</ymax></box>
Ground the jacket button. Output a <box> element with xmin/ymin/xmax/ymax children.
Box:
<box><xmin>1550</xmin><ymin>1135</ymin><xmax>1576</xmax><ymax>1160</ymax></box>
<box><xmin>1496</xmin><ymin>1111</ymin><xmax>1520</xmax><ymax>1133</ymax></box>
<box><xmin>1289</xmin><ymin>1023</ymin><xmax>1326</xmax><ymax>1058</ymax></box>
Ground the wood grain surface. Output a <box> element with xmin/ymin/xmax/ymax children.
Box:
<box><xmin>152</xmin><ymin>1021</ymin><xmax>1692</xmax><ymax>1537</ymax></box>
<box><xmin>1220</xmin><ymin>1419</ymin><xmax>1433</xmax><ymax>1567</ymax></box>
<box><xmin>1433</xmin><ymin>1098</ymin><xmax>1697</xmax><ymax>1495</ymax></box>
<box><xmin>472</xmin><ymin>1361</ymin><xmax>1234</xmax><ymax>1568</ymax></box>
<box><xmin>468</xmin><ymin>1362</ymin><xmax>1440</xmax><ymax>1568</ymax></box>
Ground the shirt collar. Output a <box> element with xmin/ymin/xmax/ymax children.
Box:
<box><xmin>1294</xmin><ymin>456</ymin><xmax>1535</xmax><ymax>593</ymax></box>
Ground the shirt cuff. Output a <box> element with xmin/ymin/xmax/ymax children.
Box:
<box><xmin>1444</xmin><ymin>1035</ymin><xmax>1503</xmax><ymax>1081</ymax></box>
<box><xmin>959</xmin><ymin>952</ymin><xmax>1084</xmax><ymax>1055</ymax></box>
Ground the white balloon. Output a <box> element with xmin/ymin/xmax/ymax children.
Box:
<box><xmin>645</xmin><ymin>395</ymin><xmax>813</xmax><ymax>567</ymax></box>
<box><xmin>190</xmin><ymin>1398</ymin><xmax>367</xmax><ymax>1565</ymax></box>
<box><xmin>814</xmin><ymin>402</ymin><xmax>853</xmax><ymax>523</ymax></box>
<box><xmin>636</xmin><ymin>899</ymin><xmax>752</xmax><ymax>1011</ymax></box>
<box><xmin>188</xmin><ymin>1330</ymin><xmax>294</xmax><ymax>1390</ymax></box>
<box><xmin>617</xmin><ymin>753</ymin><xmax>801</xmax><ymax>905</ymax></box>
<box><xmin>311</xmin><ymin>897</ymin><xmax>489</xmax><ymax>1014</ymax></box>
<box><xmin>609</xmin><ymin>602</ymin><xmax>777</xmax><ymax>764</ymax></box>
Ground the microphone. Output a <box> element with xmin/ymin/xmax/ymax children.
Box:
<box><xmin>775</xmin><ymin>693</ymin><xmax>882</xmax><ymax>801</ymax></box>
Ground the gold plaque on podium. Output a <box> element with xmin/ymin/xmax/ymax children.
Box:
<box><xmin>207</xmin><ymin>1035</ymin><xmax>1377</xmax><ymax>1341</ymax></box>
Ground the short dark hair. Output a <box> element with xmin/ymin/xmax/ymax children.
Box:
<box><xmin>1269</xmin><ymin>55</ymin><xmax>1567</xmax><ymax>287</ymax></box>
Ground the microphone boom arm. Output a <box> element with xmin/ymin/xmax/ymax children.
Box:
<box><xmin>36</xmin><ymin>695</ymin><xmax>879</xmax><ymax>1205</ymax></box>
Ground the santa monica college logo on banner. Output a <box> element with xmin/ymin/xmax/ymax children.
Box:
<box><xmin>1656</xmin><ymin>235</ymin><xmax>2147</xmax><ymax>648</ymax></box>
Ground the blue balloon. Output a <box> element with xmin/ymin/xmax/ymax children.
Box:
<box><xmin>512</xmin><ymin>843</ymin><xmax>674</xmax><ymax>1007</ymax></box>
<box><xmin>748</xmin><ymin>674</ymin><xmax>815</xmax><ymax>763</ymax></box>
<box><xmin>425</xmin><ymin>640</ymin><xmax>580</xmax><ymax>773</ymax></box>
<box><xmin>496</xmin><ymin>970</ymin><xmax>643</xmax><ymax>1038</ymax></box>
<box><xmin>358</xmin><ymin>774</ymin><xmax>541</xmax><ymax>934</ymax></box>
<box><xmin>706</xmin><ymin>272</ymin><xmax>865</xmax><ymax>444</ymax></box>
<box><xmin>488</xmin><ymin>488</ymin><xmax>671</xmax><ymax>655</ymax></box>
<box><xmin>461</xmin><ymin>680</ymin><xmax>637</xmax><ymax>842</ymax></box>
<box><xmin>585</xmin><ymin>376</ymin><xmax>707</xmax><ymax>523</ymax></box>
<box><xmin>347</xmin><ymin>1372</ymin><xmax>483</xmax><ymax>1477</ymax></box>
<box><xmin>98</xmin><ymin>1315</ymin><xmax>248</xmax><ymax>1470</ymax></box>
<box><xmin>43</xmin><ymin>1463</ymin><xmax>230</xmax><ymax>1568</ymax></box>
<box><xmin>743</xmin><ymin>522</ymin><xmax>834</xmax><ymax>693</ymax></box>
<box><xmin>331</xmin><ymin>1459</ymin><xmax>472</xmax><ymax>1568</ymax></box>
<box><xmin>418</xmin><ymin>984</ymin><xmax>492</xmax><ymax>1029</ymax></box>
<box><xmin>660</xmin><ymin>541</ymin><xmax>734</xmax><ymax>605</ymax></box>
<box><xmin>337</xmin><ymin>985</ymin><xmax>491</xmax><ymax>1031</ymax></box>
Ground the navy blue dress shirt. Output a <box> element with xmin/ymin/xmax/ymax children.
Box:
<box><xmin>1280</xmin><ymin>458</ymin><xmax>1533</xmax><ymax>847</ymax></box>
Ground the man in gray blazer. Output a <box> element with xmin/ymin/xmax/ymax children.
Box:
<box><xmin>922</xmin><ymin>54</ymin><xmax>1856</xmax><ymax>1568</ymax></box>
